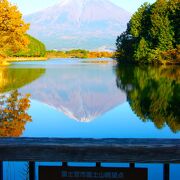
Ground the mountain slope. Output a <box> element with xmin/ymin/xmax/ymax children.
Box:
<box><xmin>25</xmin><ymin>0</ymin><xmax>131</xmax><ymax>50</ymax></box>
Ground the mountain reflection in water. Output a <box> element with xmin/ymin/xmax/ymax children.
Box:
<box><xmin>20</xmin><ymin>65</ymin><xmax>126</xmax><ymax>122</ymax></box>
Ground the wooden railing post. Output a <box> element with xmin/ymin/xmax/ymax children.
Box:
<box><xmin>0</xmin><ymin>161</ymin><xmax>3</xmax><ymax>180</ymax></box>
<box><xmin>29</xmin><ymin>161</ymin><xmax>35</xmax><ymax>180</ymax></box>
<box><xmin>96</xmin><ymin>162</ymin><xmax>101</xmax><ymax>167</ymax></box>
<box><xmin>62</xmin><ymin>162</ymin><xmax>68</xmax><ymax>167</ymax></box>
<box><xmin>130</xmin><ymin>163</ymin><xmax>135</xmax><ymax>168</ymax></box>
<box><xmin>163</xmin><ymin>164</ymin><xmax>170</xmax><ymax>180</ymax></box>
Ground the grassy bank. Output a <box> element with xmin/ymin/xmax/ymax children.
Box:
<box><xmin>0</xmin><ymin>57</ymin><xmax>48</xmax><ymax>66</ymax></box>
<box><xmin>6</xmin><ymin>57</ymin><xmax>48</xmax><ymax>62</ymax></box>
<box><xmin>0</xmin><ymin>61</ymin><xmax>10</xmax><ymax>66</ymax></box>
<box><xmin>0</xmin><ymin>56</ymin><xmax>115</xmax><ymax>66</ymax></box>
<box><xmin>82</xmin><ymin>60</ymin><xmax>116</xmax><ymax>64</ymax></box>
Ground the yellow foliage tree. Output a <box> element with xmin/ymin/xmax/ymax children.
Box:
<box><xmin>0</xmin><ymin>0</ymin><xmax>29</xmax><ymax>60</ymax></box>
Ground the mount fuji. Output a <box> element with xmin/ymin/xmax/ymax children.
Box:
<box><xmin>25</xmin><ymin>0</ymin><xmax>131</xmax><ymax>50</ymax></box>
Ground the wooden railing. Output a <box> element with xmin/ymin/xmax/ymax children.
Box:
<box><xmin>0</xmin><ymin>138</ymin><xmax>179</xmax><ymax>163</ymax></box>
<box><xmin>0</xmin><ymin>138</ymin><xmax>179</xmax><ymax>180</ymax></box>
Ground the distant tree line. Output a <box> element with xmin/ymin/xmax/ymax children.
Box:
<box><xmin>47</xmin><ymin>49</ymin><xmax>113</xmax><ymax>59</ymax></box>
<box><xmin>116</xmin><ymin>0</ymin><xmax>180</xmax><ymax>64</ymax></box>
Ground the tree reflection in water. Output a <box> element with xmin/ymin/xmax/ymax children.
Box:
<box><xmin>115</xmin><ymin>65</ymin><xmax>180</xmax><ymax>133</ymax></box>
<box><xmin>0</xmin><ymin>90</ymin><xmax>31</xmax><ymax>137</ymax></box>
<box><xmin>0</xmin><ymin>67</ymin><xmax>45</xmax><ymax>93</ymax></box>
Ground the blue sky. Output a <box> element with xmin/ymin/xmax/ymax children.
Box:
<box><xmin>10</xmin><ymin>0</ymin><xmax>156</xmax><ymax>15</ymax></box>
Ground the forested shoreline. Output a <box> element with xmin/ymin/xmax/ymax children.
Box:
<box><xmin>116</xmin><ymin>0</ymin><xmax>180</xmax><ymax>64</ymax></box>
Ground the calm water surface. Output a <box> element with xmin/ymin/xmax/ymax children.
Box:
<box><xmin>0</xmin><ymin>58</ymin><xmax>179</xmax><ymax>179</ymax></box>
<box><xmin>0</xmin><ymin>58</ymin><xmax>179</xmax><ymax>138</ymax></box>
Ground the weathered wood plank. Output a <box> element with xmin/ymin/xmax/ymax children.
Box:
<box><xmin>0</xmin><ymin>138</ymin><xmax>179</xmax><ymax>163</ymax></box>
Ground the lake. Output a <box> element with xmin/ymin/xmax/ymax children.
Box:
<box><xmin>0</xmin><ymin>58</ymin><xmax>179</xmax><ymax>179</ymax></box>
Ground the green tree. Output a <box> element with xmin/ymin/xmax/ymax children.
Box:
<box><xmin>150</xmin><ymin>0</ymin><xmax>174</xmax><ymax>50</ymax></box>
<box><xmin>9</xmin><ymin>35</ymin><xmax>46</xmax><ymax>57</ymax></box>
<box><xmin>134</xmin><ymin>38</ymin><xmax>150</xmax><ymax>62</ymax></box>
<box><xmin>168</xmin><ymin>0</ymin><xmax>180</xmax><ymax>45</ymax></box>
<box><xmin>116</xmin><ymin>30</ymin><xmax>136</xmax><ymax>62</ymax></box>
<box><xmin>129</xmin><ymin>2</ymin><xmax>151</xmax><ymax>38</ymax></box>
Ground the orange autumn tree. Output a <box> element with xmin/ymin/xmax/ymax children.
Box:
<box><xmin>0</xmin><ymin>90</ymin><xmax>32</xmax><ymax>137</ymax></box>
<box><xmin>0</xmin><ymin>0</ymin><xmax>29</xmax><ymax>60</ymax></box>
